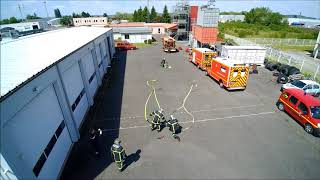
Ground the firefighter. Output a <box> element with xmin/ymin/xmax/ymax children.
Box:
<box><xmin>160</xmin><ymin>58</ymin><xmax>169</xmax><ymax>68</ymax></box>
<box><xmin>89</xmin><ymin>128</ymin><xmax>103</xmax><ymax>156</ymax></box>
<box><xmin>166</xmin><ymin>115</ymin><xmax>182</xmax><ymax>140</ymax></box>
<box><xmin>111</xmin><ymin>138</ymin><xmax>127</xmax><ymax>171</ymax></box>
<box><xmin>149</xmin><ymin>109</ymin><xmax>165</xmax><ymax>132</ymax></box>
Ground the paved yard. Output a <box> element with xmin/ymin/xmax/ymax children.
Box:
<box><xmin>61</xmin><ymin>41</ymin><xmax>320</xmax><ymax>179</ymax></box>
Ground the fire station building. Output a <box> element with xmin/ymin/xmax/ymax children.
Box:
<box><xmin>0</xmin><ymin>26</ymin><xmax>115</xmax><ymax>179</ymax></box>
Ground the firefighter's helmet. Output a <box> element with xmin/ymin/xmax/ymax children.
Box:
<box><xmin>114</xmin><ymin>138</ymin><xmax>121</xmax><ymax>145</ymax></box>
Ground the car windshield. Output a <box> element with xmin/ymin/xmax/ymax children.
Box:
<box><xmin>291</xmin><ymin>80</ymin><xmax>306</xmax><ymax>88</ymax></box>
<box><xmin>310</xmin><ymin>106</ymin><xmax>320</xmax><ymax>119</ymax></box>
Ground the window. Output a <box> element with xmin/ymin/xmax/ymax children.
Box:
<box><xmin>303</xmin><ymin>84</ymin><xmax>312</xmax><ymax>90</ymax></box>
<box><xmin>89</xmin><ymin>72</ymin><xmax>96</xmax><ymax>84</ymax></box>
<box><xmin>71</xmin><ymin>89</ymin><xmax>85</xmax><ymax>112</ymax></box>
<box><xmin>314</xmin><ymin>84</ymin><xmax>319</xmax><ymax>89</ymax></box>
<box><xmin>289</xmin><ymin>96</ymin><xmax>298</xmax><ymax>105</ymax></box>
<box><xmin>298</xmin><ymin>102</ymin><xmax>308</xmax><ymax>114</ymax></box>
<box><xmin>125</xmin><ymin>34</ymin><xmax>129</xmax><ymax>39</ymax></box>
<box><xmin>291</xmin><ymin>80</ymin><xmax>306</xmax><ymax>89</ymax></box>
<box><xmin>220</xmin><ymin>67</ymin><xmax>226</xmax><ymax>73</ymax></box>
<box><xmin>158</xmin><ymin>28</ymin><xmax>161</xmax><ymax>33</ymax></box>
<box><xmin>33</xmin><ymin>121</ymin><xmax>65</xmax><ymax>177</ymax></box>
<box><xmin>103</xmin><ymin>20</ymin><xmax>105</xmax><ymax>22</ymax></box>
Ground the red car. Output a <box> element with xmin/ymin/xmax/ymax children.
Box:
<box><xmin>277</xmin><ymin>89</ymin><xmax>320</xmax><ymax>136</ymax></box>
<box><xmin>115</xmin><ymin>41</ymin><xmax>136</xmax><ymax>50</ymax></box>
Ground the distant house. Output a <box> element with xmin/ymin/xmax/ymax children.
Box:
<box><xmin>109</xmin><ymin>22</ymin><xmax>177</xmax><ymax>35</ymax></box>
<box><xmin>287</xmin><ymin>18</ymin><xmax>320</xmax><ymax>28</ymax></box>
<box><xmin>73</xmin><ymin>17</ymin><xmax>108</xmax><ymax>27</ymax></box>
<box><xmin>112</xmin><ymin>27</ymin><xmax>153</xmax><ymax>43</ymax></box>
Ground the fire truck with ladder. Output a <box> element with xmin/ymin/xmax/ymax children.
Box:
<box><xmin>205</xmin><ymin>57</ymin><xmax>250</xmax><ymax>90</ymax></box>
<box><xmin>189</xmin><ymin>48</ymin><xmax>217</xmax><ymax>70</ymax></box>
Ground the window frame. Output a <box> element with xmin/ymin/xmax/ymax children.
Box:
<box><xmin>289</xmin><ymin>95</ymin><xmax>298</xmax><ymax>105</ymax></box>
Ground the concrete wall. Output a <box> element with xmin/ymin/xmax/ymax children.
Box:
<box><xmin>73</xmin><ymin>17</ymin><xmax>108</xmax><ymax>27</ymax></box>
<box><xmin>0</xmin><ymin>30</ymin><xmax>115</xmax><ymax>179</ymax></box>
<box><xmin>113</xmin><ymin>33</ymin><xmax>152</xmax><ymax>43</ymax></box>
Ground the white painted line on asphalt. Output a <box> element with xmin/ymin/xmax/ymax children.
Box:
<box><xmin>97</xmin><ymin>104</ymin><xmax>266</xmax><ymax>122</ymax></box>
<box><xmin>180</xmin><ymin>111</ymin><xmax>276</xmax><ymax>124</ymax></box>
<box><xmin>101</xmin><ymin>111</ymin><xmax>275</xmax><ymax>132</ymax></box>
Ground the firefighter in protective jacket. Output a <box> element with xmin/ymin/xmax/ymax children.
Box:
<box><xmin>111</xmin><ymin>139</ymin><xmax>127</xmax><ymax>171</ymax></box>
<box><xmin>150</xmin><ymin>109</ymin><xmax>165</xmax><ymax>132</ymax></box>
<box><xmin>167</xmin><ymin>115</ymin><xmax>182</xmax><ymax>137</ymax></box>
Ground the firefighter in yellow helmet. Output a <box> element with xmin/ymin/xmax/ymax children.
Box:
<box><xmin>111</xmin><ymin>138</ymin><xmax>127</xmax><ymax>171</ymax></box>
<box><xmin>150</xmin><ymin>109</ymin><xmax>165</xmax><ymax>132</ymax></box>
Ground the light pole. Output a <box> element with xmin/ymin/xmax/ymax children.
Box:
<box><xmin>43</xmin><ymin>0</ymin><xmax>49</xmax><ymax>18</ymax></box>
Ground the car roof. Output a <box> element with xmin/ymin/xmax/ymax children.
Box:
<box><xmin>299</xmin><ymin>80</ymin><xmax>319</xmax><ymax>85</ymax></box>
<box><xmin>284</xmin><ymin>89</ymin><xmax>320</xmax><ymax>106</ymax></box>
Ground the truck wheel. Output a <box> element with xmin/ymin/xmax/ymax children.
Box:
<box><xmin>304</xmin><ymin>123</ymin><xmax>314</xmax><ymax>134</ymax></box>
<box><xmin>219</xmin><ymin>81</ymin><xmax>224</xmax><ymax>88</ymax></box>
<box><xmin>277</xmin><ymin>102</ymin><xmax>285</xmax><ymax>111</ymax></box>
<box><xmin>277</xmin><ymin>74</ymin><xmax>289</xmax><ymax>84</ymax></box>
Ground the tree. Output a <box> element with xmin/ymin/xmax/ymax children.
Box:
<box><xmin>132</xmin><ymin>10</ymin><xmax>138</xmax><ymax>22</ymax></box>
<box><xmin>9</xmin><ymin>17</ymin><xmax>19</xmax><ymax>23</ymax></box>
<box><xmin>72</xmin><ymin>12</ymin><xmax>81</xmax><ymax>18</ymax></box>
<box><xmin>142</xmin><ymin>6</ymin><xmax>150</xmax><ymax>22</ymax></box>
<box><xmin>150</xmin><ymin>6</ymin><xmax>157</xmax><ymax>22</ymax></box>
<box><xmin>54</xmin><ymin>8</ymin><xmax>62</xmax><ymax>18</ymax></box>
<box><xmin>60</xmin><ymin>16</ymin><xmax>73</xmax><ymax>26</ymax></box>
<box><xmin>26</xmin><ymin>13</ymin><xmax>40</xmax><ymax>20</ymax></box>
<box><xmin>137</xmin><ymin>6</ymin><xmax>143</xmax><ymax>22</ymax></box>
<box><xmin>81</xmin><ymin>11</ymin><xmax>90</xmax><ymax>17</ymax></box>
<box><xmin>244</xmin><ymin>7</ymin><xmax>284</xmax><ymax>26</ymax></box>
<box><xmin>103</xmin><ymin>13</ymin><xmax>108</xmax><ymax>17</ymax></box>
<box><xmin>161</xmin><ymin>5</ymin><xmax>171</xmax><ymax>23</ymax></box>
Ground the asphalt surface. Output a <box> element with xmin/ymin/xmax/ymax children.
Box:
<box><xmin>61</xmin><ymin>41</ymin><xmax>320</xmax><ymax>179</ymax></box>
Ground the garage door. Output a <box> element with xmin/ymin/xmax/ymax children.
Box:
<box><xmin>2</xmin><ymin>85</ymin><xmax>72</xmax><ymax>179</ymax></box>
<box><xmin>61</xmin><ymin>63</ymin><xmax>89</xmax><ymax>128</ymax></box>
<box><xmin>82</xmin><ymin>53</ymin><xmax>98</xmax><ymax>98</ymax></box>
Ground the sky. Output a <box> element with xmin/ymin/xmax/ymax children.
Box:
<box><xmin>1</xmin><ymin>0</ymin><xmax>319</xmax><ymax>20</ymax></box>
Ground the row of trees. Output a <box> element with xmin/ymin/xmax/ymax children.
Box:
<box><xmin>244</xmin><ymin>7</ymin><xmax>286</xmax><ymax>26</ymax></box>
<box><xmin>0</xmin><ymin>13</ymin><xmax>40</xmax><ymax>25</ymax></box>
<box><xmin>131</xmin><ymin>5</ymin><xmax>171</xmax><ymax>23</ymax></box>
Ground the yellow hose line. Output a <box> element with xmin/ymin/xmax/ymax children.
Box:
<box><xmin>145</xmin><ymin>80</ymin><xmax>161</xmax><ymax>123</ymax></box>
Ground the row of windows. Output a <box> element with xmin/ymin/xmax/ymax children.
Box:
<box><xmin>33</xmin><ymin>121</ymin><xmax>65</xmax><ymax>177</ymax></box>
<box><xmin>75</xmin><ymin>19</ymin><xmax>106</xmax><ymax>23</ymax></box>
<box><xmin>89</xmin><ymin>72</ymin><xmax>96</xmax><ymax>84</ymax></box>
<box><xmin>71</xmin><ymin>88</ymin><xmax>85</xmax><ymax>112</ymax></box>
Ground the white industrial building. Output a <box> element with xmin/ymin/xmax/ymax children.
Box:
<box><xmin>112</xmin><ymin>27</ymin><xmax>153</xmax><ymax>43</ymax></box>
<box><xmin>0</xmin><ymin>26</ymin><xmax>115</xmax><ymax>179</ymax></box>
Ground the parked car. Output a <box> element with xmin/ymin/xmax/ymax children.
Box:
<box><xmin>281</xmin><ymin>80</ymin><xmax>320</xmax><ymax>97</ymax></box>
<box><xmin>115</xmin><ymin>41</ymin><xmax>136</xmax><ymax>50</ymax></box>
<box><xmin>277</xmin><ymin>89</ymin><xmax>320</xmax><ymax>136</ymax></box>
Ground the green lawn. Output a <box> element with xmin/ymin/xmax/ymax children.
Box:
<box><xmin>133</xmin><ymin>43</ymin><xmax>154</xmax><ymax>48</ymax></box>
<box><xmin>272</xmin><ymin>45</ymin><xmax>314</xmax><ymax>52</ymax></box>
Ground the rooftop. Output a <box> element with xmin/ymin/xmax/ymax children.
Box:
<box><xmin>112</xmin><ymin>27</ymin><xmax>152</xmax><ymax>34</ymax></box>
<box><xmin>222</xmin><ymin>45</ymin><xmax>266</xmax><ymax>50</ymax></box>
<box><xmin>0</xmin><ymin>26</ymin><xmax>111</xmax><ymax>97</ymax></box>
<box><xmin>109</xmin><ymin>23</ymin><xmax>177</xmax><ymax>30</ymax></box>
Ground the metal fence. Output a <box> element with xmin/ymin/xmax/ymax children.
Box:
<box><xmin>225</xmin><ymin>34</ymin><xmax>320</xmax><ymax>80</ymax></box>
<box><xmin>244</xmin><ymin>38</ymin><xmax>316</xmax><ymax>46</ymax></box>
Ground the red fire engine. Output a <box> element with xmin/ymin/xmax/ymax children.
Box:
<box><xmin>190</xmin><ymin>48</ymin><xmax>217</xmax><ymax>70</ymax></box>
<box><xmin>206</xmin><ymin>57</ymin><xmax>250</xmax><ymax>90</ymax></box>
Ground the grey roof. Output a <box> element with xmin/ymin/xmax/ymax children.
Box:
<box><xmin>112</xmin><ymin>27</ymin><xmax>152</xmax><ymax>34</ymax></box>
<box><xmin>1</xmin><ymin>27</ymin><xmax>111</xmax><ymax>98</ymax></box>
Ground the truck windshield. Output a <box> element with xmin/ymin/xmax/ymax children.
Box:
<box><xmin>291</xmin><ymin>80</ymin><xmax>306</xmax><ymax>88</ymax></box>
<box><xmin>310</xmin><ymin>106</ymin><xmax>320</xmax><ymax>119</ymax></box>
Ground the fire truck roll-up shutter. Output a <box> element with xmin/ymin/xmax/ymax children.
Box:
<box><xmin>229</xmin><ymin>66</ymin><xmax>249</xmax><ymax>88</ymax></box>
